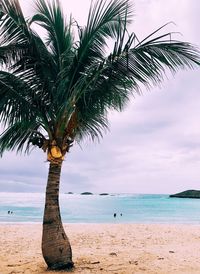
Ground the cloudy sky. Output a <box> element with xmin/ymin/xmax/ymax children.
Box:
<box><xmin>0</xmin><ymin>0</ymin><xmax>200</xmax><ymax>194</ymax></box>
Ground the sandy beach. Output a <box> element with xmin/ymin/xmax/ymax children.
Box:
<box><xmin>1</xmin><ymin>223</ymin><xmax>200</xmax><ymax>274</ymax></box>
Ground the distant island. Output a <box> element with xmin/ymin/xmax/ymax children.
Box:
<box><xmin>81</xmin><ymin>192</ymin><xmax>93</xmax><ymax>195</ymax></box>
<box><xmin>99</xmin><ymin>193</ymin><xmax>109</xmax><ymax>196</ymax></box>
<box><xmin>66</xmin><ymin>192</ymin><xmax>73</xmax><ymax>194</ymax></box>
<box><xmin>170</xmin><ymin>190</ymin><xmax>200</xmax><ymax>199</ymax></box>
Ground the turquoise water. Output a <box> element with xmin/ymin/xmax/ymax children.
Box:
<box><xmin>1</xmin><ymin>192</ymin><xmax>200</xmax><ymax>224</ymax></box>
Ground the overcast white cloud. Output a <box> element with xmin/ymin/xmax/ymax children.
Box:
<box><xmin>0</xmin><ymin>0</ymin><xmax>200</xmax><ymax>194</ymax></box>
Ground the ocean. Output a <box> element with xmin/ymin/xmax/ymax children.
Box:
<box><xmin>1</xmin><ymin>192</ymin><xmax>200</xmax><ymax>224</ymax></box>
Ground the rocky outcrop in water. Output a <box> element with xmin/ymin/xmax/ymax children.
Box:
<box><xmin>81</xmin><ymin>192</ymin><xmax>93</xmax><ymax>195</ymax></box>
<box><xmin>170</xmin><ymin>190</ymin><xmax>200</xmax><ymax>198</ymax></box>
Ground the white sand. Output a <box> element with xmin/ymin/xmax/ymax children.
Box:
<box><xmin>1</xmin><ymin>223</ymin><xmax>200</xmax><ymax>273</ymax></box>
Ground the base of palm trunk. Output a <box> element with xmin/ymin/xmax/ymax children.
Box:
<box><xmin>47</xmin><ymin>261</ymin><xmax>74</xmax><ymax>270</ymax></box>
<box><xmin>42</xmin><ymin>223</ymin><xmax>74</xmax><ymax>271</ymax></box>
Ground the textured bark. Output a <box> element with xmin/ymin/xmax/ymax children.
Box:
<box><xmin>42</xmin><ymin>161</ymin><xmax>74</xmax><ymax>270</ymax></box>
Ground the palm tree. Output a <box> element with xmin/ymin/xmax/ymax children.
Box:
<box><xmin>0</xmin><ymin>0</ymin><xmax>199</xmax><ymax>270</ymax></box>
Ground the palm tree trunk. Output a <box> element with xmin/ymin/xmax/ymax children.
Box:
<box><xmin>42</xmin><ymin>161</ymin><xmax>74</xmax><ymax>270</ymax></box>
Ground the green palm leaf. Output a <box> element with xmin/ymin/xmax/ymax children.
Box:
<box><xmin>0</xmin><ymin>0</ymin><xmax>199</xmax><ymax>151</ymax></box>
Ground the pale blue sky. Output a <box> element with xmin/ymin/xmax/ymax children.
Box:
<box><xmin>0</xmin><ymin>0</ymin><xmax>200</xmax><ymax>194</ymax></box>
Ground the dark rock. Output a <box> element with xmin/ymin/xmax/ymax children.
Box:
<box><xmin>129</xmin><ymin>260</ymin><xmax>138</xmax><ymax>265</ymax></box>
<box><xmin>169</xmin><ymin>189</ymin><xmax>200</xmax><ymax>199</ymax></box>
<box><xmin>66</xmin><ymin>192</ymin><xmax>73</xmax><ymax>194</ymax></box>
<box><xmin>81</xmin><ymin>192</ymin><xmax>93</xmax><ymax>195</ymax></box>
<box><xmin>99</xmin><ymin>193</ymin><xmax>109</xmax><ymax>196</ymax></box>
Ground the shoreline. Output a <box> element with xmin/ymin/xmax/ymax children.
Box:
<box><xmin>1</xmin><ymin>223</ymin><xmax>200</xmax><ymax>273</ymax></box>
<box><xmin>1</xmin><ymin>221</ymin><xmax>200</xmax><ymax>225</ymax></box>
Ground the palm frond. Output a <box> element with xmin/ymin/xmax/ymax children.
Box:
<box><xmin>76</xmin><ymin>110</ymin><xmax>109</xmax><ymax>142</ymax></box>
<box><xmin>69</xmin><ymin>29</ymin><xmax>200</xmax><ymax>142</ymax></box>
<box><xmin>0</xmin><ymin>0</ymin><xmax>58</xmax><ymax>87</ymax></box>
<box><xmin>113</xmin><ymin>38</ymin><xmax>200</xmax><ymax>90</ymax></box>
<box><xmin>0</xmin><ymin>0</ymin><xmax>30</xmax><ymax>46</ymax></box>
<box><xmin>0</xmin><ymin>71</ymin><xmax>51</xmax><ymax>133</ymax></box>
<box><xmin>66</xmin><ymin>0</ymin><xmax>133</xmax><ymax>95</ymax></box>
<box><xmin>31</xmin><ymin>0</ymin><xmax>74</xmax><ymax>68</ymax></box>
<box><xmin>0</xmin><ymin>121</ymin><xmax>42</xmax><ymax>155</ymax></box>
<box><xmin>0</xmin><ymin>0</ymin><xmax>200</xmax><ymax>153</ymax></box>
